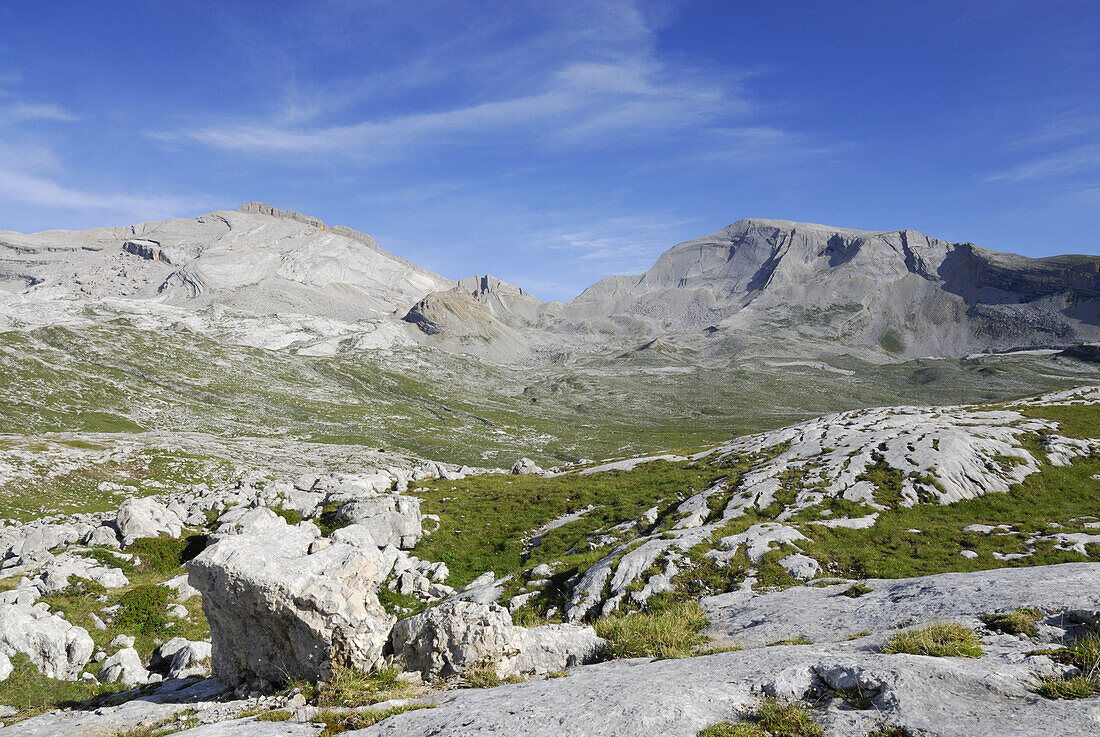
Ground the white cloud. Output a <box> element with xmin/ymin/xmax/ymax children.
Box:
<box><xmin>0</xmin><ymin>165</ymin><xmax>213</xmax><ymax>222</ymax></box>
<box><xmin>985</xmin><ymin>143</ymin><xmax>1100</xmax><ymax>183</ymax></box>
<box><xmin>159</xmin><ymin>2</ymin><xmax>779</xmax><ymax>164</ymax></box>
<box><xmin>5</xmin><ymin>102</ymin><xmax>81</xmax><ymax>122</ymax></box>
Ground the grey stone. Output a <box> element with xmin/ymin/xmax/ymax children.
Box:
<box><xmin>98</xmin><ymin>646</ymin><xmax>156</xmax><ymax>687</ymax></box>
<box><xmin>0</xmin><ymin>603</ymin><xmax>93</xmax><ymax>679</ymax></box>
<box><xmin>335</xmin><ymin>496</ymin><xmax>422</xmax><ymax>549</ymax></box>
<box><xmin>389</xmin><ymin>600</ymin><xmax>605</xmax><ymax>680</ymax></box>
<box><xmin>187</xmin><ymin>517</ymin><xmax>395</xmax><ymax>687</ymax></box>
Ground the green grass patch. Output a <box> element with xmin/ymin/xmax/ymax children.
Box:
<box><xmin>411</xmin><ymin>460</ymin><xmax>729</xmax><ymax>589</ymax></box>
<box><xmin>699</xmin><ymin>698</ymin><xmax>822</xmax><ymax>737</ymax></box>
<box><xmin>595</xmin><ymin>599</ymin><xmax>708</xmax><ymax>660</ymax></box>
<box><xmin>880</xmin><ymin>623</ymin><xmax>983</xmax><ymax>658</ymax></box>
<box><xmin>126</xmin><ymin>534</ymin><xmax>208</xmax><ymax>574</ymax></box>
<box><xmin>800</xmin><ymin>451</ymin><xmax>1100</xmax><ymax>580</ymax></box>
<box><xmin>0</xmin><ymin>653</ymin><xmax>126</xmax><ymax>724</ymax></box>
<box><xmin>980</xmin><ymin>607</ymin><xmax>1042</xmax><ymax>637</ymax></box>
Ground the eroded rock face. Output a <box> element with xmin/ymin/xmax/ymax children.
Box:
<box><xmin>116</xmin><ymin>497</ymin><xmax>182</xmax><ymax>545</ymax></box>
<box><xmin>0</xmin><ymin>603</ymin><xmax>93</xmax><ymax>680</ymax></box>
<box><xmin>335</xmin><ymin>495</ymin><xmax>422</xmax><ymax>549</ymax></box>
<box><xmin>389</xmin><ymin>600</ymin><xmax>605</xmax><ymax>680</ymax></box>
<box><xmin>187</xmin><ymin>518</ymin><xmax>395</xmax><ymax>688</ymax></box>
<box><xmin>98</xmin><ymin>646</ymin><xmax>157</xmax><ymax>687</ymax></box>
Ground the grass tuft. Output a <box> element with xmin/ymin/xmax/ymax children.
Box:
<box><xmin>699</xmin><ymin>698</ymin><xmax>822</xmax><ymax>737</ymax></box>
<box><xmin>880</xmin><ymin>623</ymin><xmax>983</xmax><ymax>658</ymax></box>
<box><xmin>595</xmin><ymin>600</ymin><xmax>708</xmax><ymax>660</ymax></box>
<box><xmin>1034</xmin><ymin>675</ymin><xmax>1097</xmax><ymax>700</ymax></box>
<box><xmin>979</xmin><ymin>607</ymin><xmax>1042</xmax><ymax>637</ymax></box>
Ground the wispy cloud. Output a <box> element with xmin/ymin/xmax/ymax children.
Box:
<box><xmin>985</xmin><ymin>143</ymin><xmax>1100</xmax><ymax>183</ymax></box>
<box><xmin>0</xmin><ymin>165</ymin><xmax>213</xmax><ymax>222</ymax></box>
<box><xmin>4</xmin><ymin>101</ymin><xmax>81</xmax><ymax>122</ymax></box>
<box><xmin>158</xmin><ymin>2</ymin><xmax>782</xmax><ymax>166</ymax></box>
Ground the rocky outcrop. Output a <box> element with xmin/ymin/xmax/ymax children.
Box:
<box><xmin>335</xmin><ymin>496</ymin><xmax>422</xmax><ymax>549</ymax></box>
<box><xmin>116</xmin><ymin>497</ymin><xmax>183</xmax><ymax>545</ymax></box>
<box><xmin>150</xmin><ymin>637</ymin><xmax>212</xmax><ymax>679</ymax></box>
<box><xmin>0</xmin><ymin>603</ymin><xmax>93</xmax><ymax>680</ymax></box>
<box><xmin>98</xmin><ymin>646</ymin><xmax>157</xmax><ymax>687</ymax></box>
<box><xmin>187</xmin><ymin>518</ymin><xmax>396</xmax><ymax>688</ymax></box>
<box><xmin>389</xmin><ymin>600</ymin><xmax>605</xmax><ymax>680</ymax></box>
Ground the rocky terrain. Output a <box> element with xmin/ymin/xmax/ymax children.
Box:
<box><xmin>1</xmin><ymin>204</ymin><xmax>1099</xmax><ymax>735</ymax></box>
<box><xmin>0</xmin><ymin>385</ymin><xmax>1097</xmax><ymax>735</ymax></box>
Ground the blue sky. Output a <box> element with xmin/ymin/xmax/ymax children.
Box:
<box><xmin>0</xmin><ymin>1</ymin><xmax>1097</xmax><ymax>300</ymax></box>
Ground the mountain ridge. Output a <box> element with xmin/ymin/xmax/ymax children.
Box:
<box><xmin>2</xmin><ymin>204</ymin><xmax>1097</xmax><ymax>361</ymax></box>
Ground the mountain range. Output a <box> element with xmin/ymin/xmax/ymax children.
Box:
<box><xmin>2</xmin><ymin>203</ymin><xmax>1096</xmax><ymax>364</ymax></box>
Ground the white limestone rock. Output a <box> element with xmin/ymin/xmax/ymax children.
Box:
<box><xmin>0</xmin><ymin>603</ymin><xmax>93</xmax><ymax>679</ymax></box>
<box><xmin>510</xmin><ymin>458</ymin><xmax>543</xmax><ymax>475</ymax></box>
<box><xmin>334</xmin><ymin>495</ymin><xmax>422</xmax><ymax>549</ymax></box>
<box><xmin>389</xmin><ymin>600</ymin><xmax>605</xmax><ymax>680</ymax></box>
<box><xmin>116</xmin><ymin>497</ymin><xmax>183</xmax><ymax>544</ymax></box>
<box><xmin>778</xmin><ymin>554</ymin><xmax>820</xmax><ymax>580</ymax></box>
<box><xmin>186</xmin><ymin>517</ymin><xmax>396</xmax><ymax>687</ymax></box>
<box><xmin>98</xmin><ymin>646</ymin><xmax>157</xmax><ymax>687</ymax></box>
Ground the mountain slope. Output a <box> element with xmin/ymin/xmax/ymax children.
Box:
<box><xmin>560</xmin><ymin>219</ymin><xmax>1100</xmax><ymax>358</ymax></box>
<box><xmin>0</xmin><ymin>202</ymin><xmax>454</xmax><ymax>324</ymax></box>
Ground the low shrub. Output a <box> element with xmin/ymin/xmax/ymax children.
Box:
<box><xmin>114</xmin><ymin>584</ymin><xmax>172</xmax><ymax>634</ymax></box>
<box><xmin>880</xmin><ymin>623</ymin><xmax>983</xmax><ymax>658</ymax></box>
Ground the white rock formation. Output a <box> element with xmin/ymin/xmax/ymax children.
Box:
<box><xmin>0</xmin><ymin>603</ymin><xmax>93</xmax><ymax>679</ymax></box>
<box><xmin>389</xmin><ymin>600</ymin><xmax>605</xmax><ymax>680</ymax></box>
<box><xmin>187</xmin><ymin>517</ymin><xmax>396</xmax><ymax>687</ymax></box>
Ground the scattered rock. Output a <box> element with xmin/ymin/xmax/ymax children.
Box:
<box><xmin>389</xmin><ymin>600</ymin><xmax>605</xmax><ymax>680</ymax></box>
<box><xmin>0</xmin><ymin>603</ymin><xmax>93</xmax><ymax>679</ymax></box>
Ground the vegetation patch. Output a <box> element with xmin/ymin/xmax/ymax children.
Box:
<box><xmin>127</xmin><ymin>534</ymin><xmax>208</xmax><ymax>574</ymax></box>
<box><xmin>841</xmin><ymin>583</ymin><xmax>872</xmax><ymax>598</ymax></box>
<box><xmin>699</xmin><ymin>698</ymin><xmax>822</xmax><ymax>737</ymax></box>
<box><xmin>288</xmin><ymin>665</ymin><xmax>421</xmax><ymax>708</ymax></box>
<box><xmin>979</xmin><ymin>607</ymin><xmax>1042</xmax><ymax>637</ymax></box>
<box><xmin>311</xmin><ymin>705</ymin><xmax>432</xmax><ymax>736</ymax></box>
<box><xmin>880</xmin><ymin>624</ymin><xmax>983</xmax><ymax>658</ymax></box>
<box><xmin>1034</xmin><ymin>675</ymin><xmax>1097</xmax><ymax>700</ymax></box>
<box><xmin>595</xmin><ymin>599</ymin><xmax>709</xmax><ymax>660</ymax></box>
<box><xmin>0</xmin><ymin>653</ymin><xmax>126</xmax><ymax>724</ymax></box>
<box><xmin>115</xmin><ymin>584</ymin><xmax>173</xmax><ymax>635</ymax></box>
<box><xmin>254</xmin><ymin>709</ymin><xmax>293</xmax><ymax>722</ymax></box>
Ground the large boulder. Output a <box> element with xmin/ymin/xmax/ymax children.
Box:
<box><xmin>116</xmin><ymin>497</ymin><xmax>182</xmax><ymax>545</ymax></box>
<box><xmin>187</xmin><ymin>518</ymin><xmax>396</xmax><ymax>688</ymax></box>
<box><xmin>335</xmin><ymin>495</ymin><xmax>422</xmax><ymax>549</ymax></box>
<box><xmin>0</xmin><ymin>603</ymin><xmax>93</xmax><ymax>679</ymax></box>
<box><xmin>389</xmin><ymin>600</ymin><xmax>605</xmax><ymax>680</ymax></box>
